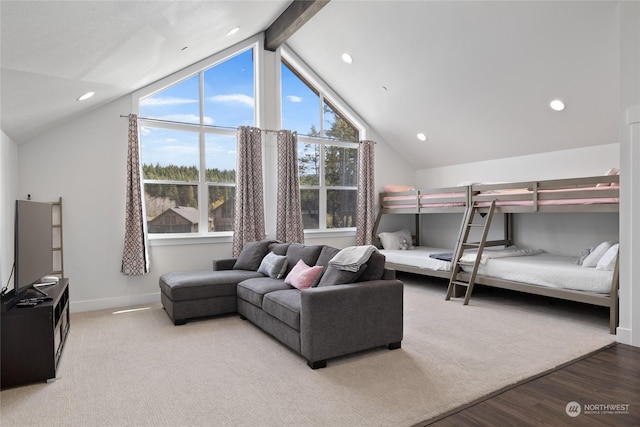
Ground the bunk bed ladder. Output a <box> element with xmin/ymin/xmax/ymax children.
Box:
<box><xmin>445</xmin><ymin>200</ymin><xmax>496</xmax><ymax>304</ymax></box>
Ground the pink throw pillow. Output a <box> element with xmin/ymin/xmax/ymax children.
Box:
<box><xmin>284</xmin><ymin>260</ymin><xmax>324</xmax><ymax>290</ymax></box>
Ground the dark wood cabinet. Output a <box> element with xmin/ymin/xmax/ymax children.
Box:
<box><xmin>1</xmin><ymin>279</ymin><xmax>70</xmax><ymax>389</ymax></box>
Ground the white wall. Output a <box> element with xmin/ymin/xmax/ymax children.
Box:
<box><xmin>16</xmin><ymin>47</ymin><xmax>413</xmax><ymax>313</ymax></box>
<box><xmin>618</xmin><ymin>1</ymin><xmax>640</xmax><ymax>346</ymax></box>
<box><xmin>1</xmin><ymin>130</ymin><xmax>19</xmax><ymax>292</ymax></box>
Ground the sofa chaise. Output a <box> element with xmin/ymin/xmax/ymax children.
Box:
<box><xmin>159</xmin><ymin>240</ymin><xmax>404</xmax><ymax>369</ymax></box>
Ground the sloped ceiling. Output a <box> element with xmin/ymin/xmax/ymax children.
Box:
<box><xmin>1</xmin><ymin>1</ymin><xmax>620</xmax><ymax>170</ymax></box>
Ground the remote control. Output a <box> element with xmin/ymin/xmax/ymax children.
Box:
<box><xmin>16</xmin><ymin>301</ymin><xmax>38</xmax><ymax>307</ymax></box>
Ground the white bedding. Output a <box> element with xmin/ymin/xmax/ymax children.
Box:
<box><xmin>459</xmin><ymin>246</ymin><xmax>544</xmax><ymax>265</ymax></box>
<box><xmin>379</xmin><ymin>246</ymin><xmax>452</xmax><ymax>271</ymax></box>
<box><xmin>461</xmin><ymin>252</ymin><xmax>614</xmax><ymax>294</ymax></box>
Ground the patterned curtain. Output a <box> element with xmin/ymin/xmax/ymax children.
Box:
<box><xmin>232</xmin><ymin>126</ymin><xmax>266</xmax><ymax>256</ymax></box>
<box><xmin>355</xmin><ymin>140</ymin><xmax>376</xmax><ymax>246</ymax></box>
<box><xmin>276</xmin><ymin>130</ymin><xmax>304</xmax><ymax>243</ymax></box>
<box><xmin>121</xmin><ymin>114</ymin><xmax>150</xmax><ymax>275</ymax></box>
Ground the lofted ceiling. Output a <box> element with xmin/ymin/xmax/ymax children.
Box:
<box><xmin>1</xmin><ymin>1</ymin><xmax>620</xmax><ymax>170</ymax></box>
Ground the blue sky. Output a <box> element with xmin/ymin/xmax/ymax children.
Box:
<box><xmin>139</xmin><ymin>48</ymin><xmax>321</xmax><ymax>174</ymax></box>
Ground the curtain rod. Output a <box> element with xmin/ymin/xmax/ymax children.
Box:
<box><xmin>119</xmin><ymin>115</ymin><xmax>371</xmax><ymax>142</ymax></box>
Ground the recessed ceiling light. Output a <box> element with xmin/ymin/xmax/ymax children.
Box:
<box><xmin>77</xmin><ymin>91</ymin><xmax>95</xmax><ymax>101</ymax></box>
<box><xmin>382</xmin><ymin>86</ymin><xmax>388</xmax><ymax>91</ymax></box>
<box><xmin>417</xmin><ymin>133</ymin><xmax>428</xmax><ymax>141</ymax></box>
<box><xmin>181</xmin><ymin>46</ymin><xmax>189</xmax><ymax>51</ymax></box>
<box><xmin>550</xmin><ymin>99</ymin><xmax>565</xmax><ymax>111</ymax></box>
<box><xmin>226</xmin><ymin>27</ymin><xmax>240</xmax><ymax>36</ymax></box>
<box><xmin>341</xmin><ymin>53</ymin><xmax>353</xmax><ymax>64</ymax></box>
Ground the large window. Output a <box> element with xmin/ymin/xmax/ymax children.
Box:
<box><xmin>139</xmin><ymin>48</ymin><xmax>254</xmax><ymax>234</ymax></box>
<box><xmin>281</xmin><ymin>59</ymin><xmax>360</xmax><ymax>230</ymax></box>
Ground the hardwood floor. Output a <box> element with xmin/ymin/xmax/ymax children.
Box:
<box><xmin>417</xmin><ymin>343</ymin><xmax>640</xmax><ymax>426</ymax></box>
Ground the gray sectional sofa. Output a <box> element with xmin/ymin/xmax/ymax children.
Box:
<box><xmin>159</xmin><ymin>240</ymin><xmax>404</xmax><ymax>369</ymax></box>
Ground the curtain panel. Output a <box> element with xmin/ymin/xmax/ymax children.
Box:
<box><xmin>121</xmin><ymin>114</ymin><xmax>150</xmax><ymax>275</ymax></box>
<box><xmin>276</xmin><ymin>130</ymin><xmax>305</xmax><ymax>243</ymax></box>
<box><xmin>232</xmin><ymin>126</ymin><xmax>266</xmax><ymax>256</ymax></box>
<box><xmin>355</xmin><ymin>140</ymin><xmax>376</xmax><ymax>246</ymax></box>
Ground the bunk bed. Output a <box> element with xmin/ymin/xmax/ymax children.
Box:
<box><xmin>373</xmin><ymin>185</ymin><xmax>470</xmax><ymax>279</ymax></box>
<box><xmin>373</xmin><ymin>174</ymin><xmax>620</xmax><ymax>333</ymax></box>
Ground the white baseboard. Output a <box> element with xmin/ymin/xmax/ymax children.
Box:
<box><xmin>615</xmin><ymin>327</ymin><xmax>633</xmax><ymax>345</ymax></box>
<box><xmin>69</xmin><ymin>291</ymin><xmax>161</xmax><ymax>313</ymax></box>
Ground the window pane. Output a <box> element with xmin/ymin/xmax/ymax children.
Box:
<box><xmin>327</xmin><ymin>189</ymin><xmax>357</xmax><ymax>228</ymax></box>
<box><xmin>298</xmin><ymin>142</ymin><xmax>320</xmax><ymax>186</ymax></box>
<box><xmin>140</xmin><ymin>75</ymin><xmax>200</xmax><ymax>124</ymax></box>
<box><xmin>323</xmin><ymin>101</ymin><xmax>358</xmax><ymax>142</ymax></box>
<box><xmin>204</xmin><ymin>49</ymin><xmax>255</xmax><ymax>128</ymax></box>
<box><xmin>209</xmin><ymin>185</ymin><xmax>235</xmax><ymax>232</ymax></box>
<box><xmin>300</xmin><ymin>189</ymin><xmax>319</xmax><ymax>229</ymax></box>
<box><xmin>205</xmin><ymin>134</ymin><xmax>236</xmax><ymax>183</ymax></box>
<box><xmin>281</xmin><ymin>61</ymin><xmax>320</xmax><ymax>136</ymax></box>
<box><xmin>325</xmin><ymin>145</ymin><xmax>357</xmax><ymax>187</ymax></box>
<box><xmin>140</xmin><ymin>128</ymin><xmax>199</xmax><ymax>181</ymax></box>
<box><xmin>145</xmin><ymin>184</ymin><xmax>199</xmax><ymax>233</ymax></box>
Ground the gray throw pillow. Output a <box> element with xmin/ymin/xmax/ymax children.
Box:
<box><xmin>358</xmin><ymin>252</ymin><xmax>386</xmax><ymax>282</ymax></box>
<box><xmin>316</xmin><ymin>264</ymin><xmax>366</xmax><ymax>287</ymax></box>
<box><xmin>257</xmin><ymin>252</ymin><xmax>288</xmax><ymax>279</ymax></box>
<box><xmin>233</xmin><ymin>240</ymin><xmax>273</xmax><ymax>271</ymax></box>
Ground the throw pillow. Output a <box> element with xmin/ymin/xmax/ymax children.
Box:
<box><xmin>257</xmin><ymin>252</ymin><xmax>288</xmax><ymax>279</ymax></box>
<box><xmin>284</xmin><ymin>260</ymin><xmax>324</xmax><ymax>290</ymax></box>
<box><xmin>596</xmin><ymin>244</ymin><xmax>619</xmax><ymax>271</ymax></box>
<box><xmin>378</xmin><ymin>229</ymin><xmax>412</xmax><ymax>250</ymax></box>
<box><xmin>358</xmin><ymin>252</ymin><xmax>386</xmax><ymax>281</ymax></box>
<box><xmin>233</xmin><ymin>240</ymin><xmax>273</xmax><ymax>271</ymax></box>
<box><xmin>317</xmin><ymin>264</ymin><xmax>366</xmax><ymax>287</ymax></box>
<box><xmin>581</xmin><ymin>241</ymin><xmax>615</xmax><ymax>268</ymax></box>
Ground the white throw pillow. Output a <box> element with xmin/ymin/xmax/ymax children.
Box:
<box><xmin>581</xmin><ymin>241</ymin><xmax>615</xmax><ymax>268</ymax></box>
<box><xmin>596</xmin><ymin>244</ymin><xmax>619</xmax><ymax>271</ymax></box>
<box><xmin>378</xmin><ymin>229</ymin><xmax>412</xmax><ymax>250</ymax></box>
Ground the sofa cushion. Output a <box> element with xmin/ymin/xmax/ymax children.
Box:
<box><xmin>357</xmin><ymin>252</ymin><xmax>386</xmax><ymax>282</ymax></box>
<box><xmin>268</xmin><ymin>241</ymin><xmax>291</xmax><ymax>256</ymax></box>
<box><xmin>160</xmin><ymin>270</ymin><xmax>262</xmax><ymax>302</ymax></box>
<box><xmin>262</xmin><ymin>289</ymin><xmax>302</xmax><ymax>331</ymax></box>
<box><xmin>257</xmin><ymin>252</ymin><xmax>288</xmax><ymax>279</ymax></box>
<box><xmin>284</xmin><ymin>260</ymin><xmax>324</xmax><ymax>290</ymax></box>
<box><xmin>237</xmin><ymin>277</ymin><xmax>294</xmax><ymax>308</ymax></box>
<box><xmin>317</xmin><ymin>264</ymin><xmax>366</xmax><ymax>287</ymax></box>
<box><xmin>233</xmin><ymin>240</ymin><xmax>273</xmax><ymax>271</ymax></box>
<box><xmin>315</xmin><ymin>246</ymin><xmax>340</xmax><ymax>268</ymax></box>
<box><xmin>285</xmin><ymin>244</ymin><xmax>323</xmax><ymax>274</ymax></box>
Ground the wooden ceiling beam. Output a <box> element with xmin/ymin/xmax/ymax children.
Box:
<box><xmin>265</xmin><ymin>0</ymin><xmax>330</xmax><ymax>51</ymax></box>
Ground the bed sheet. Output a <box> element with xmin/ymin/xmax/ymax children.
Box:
<box><xmin>461</xmin><ymin>252</ymin><xmax>614</xmax><ymax>293</ymax></box>
<box><xmin>380</xmin><ymin>246</ymin><xmax>452</xmax><ymax>271</ymax></box>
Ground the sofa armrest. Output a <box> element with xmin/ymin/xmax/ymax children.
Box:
<box><xmin>300</xmin><ymin>279</ymin><xmax>403</xmax><ymax>364</ymax></box>
<box><xmin>212</xmin><ymin>258</ymin><xmax>237</xmax><ymax>271</ymax></box>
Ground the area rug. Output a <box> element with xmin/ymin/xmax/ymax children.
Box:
<box><xmin>0</xmin><ymin>275</ymin><xmax>614</xmax><ymax>426</ymax></box>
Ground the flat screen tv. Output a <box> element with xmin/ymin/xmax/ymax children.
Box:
<box><xmin>14</xmin><ymin>200</ymin><xmax>53</xmax><ymax>297</ymax></box>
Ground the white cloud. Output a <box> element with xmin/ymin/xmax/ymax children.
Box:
<box><xmin>140</xmin><ymin>97</ymin><xmax>198</xmax><ymax>106</ymax></box>
<box><xmin>208</xmin><ymin>94</ymin><xmax>254</xmax><ymax>108</ymax></box>
<box><xmin>286</xmin><ymin>95</ymin><xmax>303</xmax><ymax>103</ymax></box>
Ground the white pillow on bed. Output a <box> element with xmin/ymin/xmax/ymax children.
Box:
<box><xmin>581</xmin><ymin>241</ymin><xmax>615</xmax><ymax>268</ymax></box>
<box><xmin>596</xmin><ymin>244</ymin><xmax>619</xmax><ymax>271</ymax></box>
<box><xmin>378</xmin><ymin>229</ymin><xmax>412</xmax><ymax>250</ymax></box>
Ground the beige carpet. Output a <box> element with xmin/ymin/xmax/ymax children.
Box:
<box><xmin>0</xmin><ymin>275</ymin><xmax>615</xmax><ymax>426</ymax></box>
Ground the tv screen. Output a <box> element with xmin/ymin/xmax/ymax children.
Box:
<box><xmin>14</xmin><ymin>200</ymin><xmax>53</xmax><ymax>295</ymax></box>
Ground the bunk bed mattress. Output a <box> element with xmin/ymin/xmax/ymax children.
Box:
<box><xmin>382</xmin><ymin>192</ymin><xmax>467</xmax><ymax>209</ymax></box>
<box><xmin>379</xmin><ymin>247</ymin><xmax>452</xmax><ymax>271</ymax></box>
<box><xmin>460</xmin><ymin>252</ymin><xmax>613</xmax><ymax>294</ymax></box>
<box><xmin>475</xmin><ymin>187</ymin><xmax>619</xmax><ymax>206</ymax></box>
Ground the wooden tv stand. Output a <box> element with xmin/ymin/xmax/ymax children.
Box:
<box><xmin>1</xmin><ymin>279</ymin><xmax>70</xmax><ymax>389</ymax></box>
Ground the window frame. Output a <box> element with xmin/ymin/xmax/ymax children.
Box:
<box><xmin>280</xmin><ymin>51</ymin><xmax>364</xmax><ymax>231</ymax></box>
<box><xmin>133</xmin><ymin>39</ymin><xmax>260</xmax><ymax>241</ymax></box>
